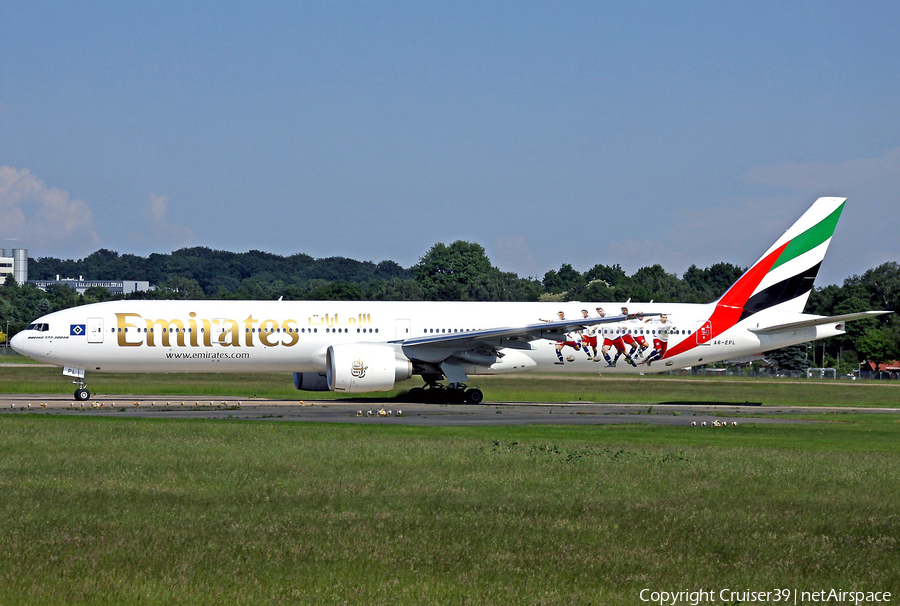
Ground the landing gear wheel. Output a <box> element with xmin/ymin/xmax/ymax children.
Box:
<box><xmin>74</xmin><ymin>388</ymin><xmax>91</xmax><ymax>401</ymax></box>
<box><xmin>424</xmin><ymin>386</ymin><xmax>446</xmax><ymax>404</ymax></box>
<box><xmin>447</xmin><ymin>388</ymin><xmax>466</xmax><ymax>404</ymax></box>
<box><xmin>464</xmin><ymin>388</ymin><xmax>484</xmax><ymax>404</ymax></box>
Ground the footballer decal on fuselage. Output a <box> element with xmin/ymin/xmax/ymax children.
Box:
<box><xmin>542</xmin><ymin>307</ymin><xmax>682</xmax><ymax>367</ymax></box>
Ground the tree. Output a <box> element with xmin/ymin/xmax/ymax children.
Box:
<box><xmin>45</xmin><ymin>284</ymin><xmax>80</xmax><ymax>312</ymax></box>
<box><xmin>158</xmin><ymin>277</ymin><xmax>205</xmax><ymax>300</ymax></box>
<box><xmin>83</xmin><ymin>286</ymin><xmax>117</xmax><ymax>304</ymax></box>
<box><xmin>413</xmin><ymin>241</ymin><xmax>493</xmax><ymax>301</ymax></box>
<box><xmin>308</xmin><ymin>281</ymin><xmax>366</xmax><ymax>301</ymax></box>
<box><xmin>631</xmin><ymin>264</ymin><xmax>689</xmax><ymax>302</ymax></box>
<box><xmin>857</xmin><ymin>326</ymin><xmax>899</xmax><ymax>370</ymax></box>
<box><xmin>469</xmin><ymin>269</ymin><xmax>542</xmax><ymax>302</ymax></box>
<box><xmin>766</xmin><ymin>344</ymin><xmax>810</xmax><ymax>372</ymax></box>
<box><xmin>683</xmin><ymin>262</ymin><xmax>745</xmax><ymax>302</ymax></box>
<box><xmin>581</xmin><ymin>279</ymin><xmax>615</xmax><ymax>302</ymax></box>
<box><xmin>856</xmin><ymin>261</ymin><xmax>900</xmax><ymax>311</ymax></box>
<box><xmin>369</xmin><ymin>278</ymin><xmax>425</xmax><ymax>301</ymax></box>
<box><xmin>584</xmin><ymin>263</ymin><xmax>627</xmax><ymax>287</ymax></box>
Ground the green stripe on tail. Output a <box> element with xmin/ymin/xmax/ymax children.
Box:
<box><xmin>770</xmin><ymin>201</ymin><xmax>845</xmax><ymax>271</ymax></box>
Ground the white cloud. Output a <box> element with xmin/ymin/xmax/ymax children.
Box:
<box><xmin>0</xmin><ymin>166</ymin><xmax>99</xmax><ymax>256</ymax></box>
<box><xmin>135</xmin><ymin>193</ymin><xmax>195</xmax><ymax>249</ymax></box>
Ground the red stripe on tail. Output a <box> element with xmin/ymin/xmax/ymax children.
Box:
<box><xmin>663</xmin><ymin>242</ymin><xmax>788</xmax><ymax>359</ymax></box>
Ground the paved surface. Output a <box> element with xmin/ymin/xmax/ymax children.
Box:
<box><xmin>1</xmin><ymin>394</ymin><xmax>898</xmax><ymax>426</ymax></box>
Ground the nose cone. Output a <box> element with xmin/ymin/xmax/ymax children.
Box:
<box><xmin>10</xmin><ymin>331</ymin><xmax>26</xmax><ymax>355</ymax></box>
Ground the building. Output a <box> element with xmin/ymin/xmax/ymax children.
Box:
<box><xmin>30</xmin><ymin>277</ymin><xmax>151</xmax><ymax>296</ymax></box>
<box><xmin>861</xmin><ymin>360</ymin><xmax>900</xmax><ymax>380</ymax></box>
<box><xmin>2</xmin><ymin>248</ymin><xmax>152</xmax><ymax>295</ymax></box>
<box><xmin>0</xmin><ymin>248</ymin><xmax>27</xmax><ymax>285</ymax></box>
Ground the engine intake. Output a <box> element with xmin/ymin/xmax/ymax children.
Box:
<box><xmin>326</xmin><ymin>344</ymin><xmax>413</xmax><ymax>393</ymax></box>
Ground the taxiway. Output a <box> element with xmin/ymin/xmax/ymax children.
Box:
<box><xmin>1</xmin><ymin>394</ymin><xmax>897</xmax><ymax>425</ymax></box>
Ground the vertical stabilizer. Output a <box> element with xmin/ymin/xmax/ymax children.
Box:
<box><xmin>663</xmin><ymin>197</ymin><xmax>847</xmax><ymax>360</ymax></box>
<box><xmin>715</xmin><ymin>196</ymin><xmax>846</xmax><ymax>319</ymax></box>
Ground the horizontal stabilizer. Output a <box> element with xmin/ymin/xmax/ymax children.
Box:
<box><xmin>749</xmin><ymin>311</ymin><xmax>891</xmax><ymax>335</ymax></box>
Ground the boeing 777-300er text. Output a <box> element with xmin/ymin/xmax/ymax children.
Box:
<box><xmin>11</xmin><ymin>197</ymin><xmax>890</xmax><ymax>403</ymax></box>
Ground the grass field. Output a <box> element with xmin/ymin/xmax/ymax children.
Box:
<box><xmin>2</xmin><ymin>367</ymin><xmax>898</xmax><ymax>603</ymax></box>
<box><xmin>0</xmin><ymin>414</ymin><xmax>898</xmax><ymax>605</ymax></box>
<box><xmin>2</xmin><ymin>364</ymin><xmax>900</xmax><ymax>407</ymax></box>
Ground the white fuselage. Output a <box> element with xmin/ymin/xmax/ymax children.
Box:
<box><xmin>12</xmin><ymin>299</ymin><xmax>843</xmax><ymax>377</ymax></box>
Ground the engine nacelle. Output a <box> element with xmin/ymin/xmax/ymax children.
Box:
<box><xmin>326</xmin><ymin>344</ymin><xmax>413</xmax><ymax>393</ymax></box>
<box><xmin>293</xmin><ymin>372</ymin><xmax>330</xmax><ymax>391</ymax></box>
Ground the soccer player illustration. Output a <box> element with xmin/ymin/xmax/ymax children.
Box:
<box><xmin>578</xmin><ymin>309</ymin><xmax>598</xmax><ymax>360</ymax></box>
<box><xmin>598</xmin><ymin>308</ymin><xmax>623</xmax><ymax>367</ymax></box>
<box><xmin>614</xmin><ymin>306</ymin><xmax>638</xmax><ymax>366</ymax></box>
<box><xmin>642</xmin><ymin>313</ymin><xmax>676</xmax><ymax>366</ymax></box>
<box><xmin>539</xmin><ymin>311</ymin><xmax>582</xmax><ymax>364</ymax></box>
<box><xmin>630</xmin><ymin>311</ymin><xmax>651</xmax><ymax>361</ymax></box>
<box><xmin>599</xmin><ymin>309</ymin><xmax>635</xmax><ymax>367</ymax></box>
<box><xmin>586</xmin><ymin>307</ymin><xmax>608</xmax><ymax>362</ymax></box>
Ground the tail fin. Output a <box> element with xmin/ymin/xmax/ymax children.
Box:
<box><xmin>715</xmin><ymin>196</ymin><xmax>846</xmax><ymax>320</ymax></box>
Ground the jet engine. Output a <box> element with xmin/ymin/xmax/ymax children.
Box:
<box><xmin>293</xmin><ymin>371</ymin><xmax>330</xmax><ymax>391</ymax></box>
<box><xmin>326</xmin><ymin>344</ymin><xmax>413</xmax><ymax>393</ymax></box>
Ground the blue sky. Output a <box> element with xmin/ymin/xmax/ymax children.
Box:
<box><xmin>2</xmin><ymin>1</ymin><xmax>899</xmax><ymax>286</ymax></box>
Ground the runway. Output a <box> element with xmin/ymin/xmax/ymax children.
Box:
<box><xmin>2</xmin><ymin>394</ymin><xmax>897</xmax><ymax>426</ymax></box>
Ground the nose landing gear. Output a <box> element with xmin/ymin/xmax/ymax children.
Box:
<box><xmin>63</xmin><ymin>367</ymin><xmax>90</xmax><ymax>401</ymax></box>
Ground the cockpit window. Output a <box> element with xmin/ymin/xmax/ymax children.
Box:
<box><xmin>25</xmin><ymin>323</ymin><xmax>50</xmax><ymax>332</ymax></box>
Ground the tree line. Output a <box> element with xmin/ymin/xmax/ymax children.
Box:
<box><xmin>2</xmin><ymin>242</ymin><xmax>897</xmax><ymax>372</ymax></box>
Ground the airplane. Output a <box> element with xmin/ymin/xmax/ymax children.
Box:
<box><xmin>11</xmin><ymin>196</ymin><xmax>890</xmax><ymax>403</ymax></box>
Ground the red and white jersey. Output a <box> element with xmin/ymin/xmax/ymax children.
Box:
<box><xmin>625</xmin><ymin>318</ymin><xmax>644</xmax><ymax>338</ymax></box>
<box><xmin>650</xmin><ymin>318</ymin><xmax>676</xmax><ymax>342</ymax></box>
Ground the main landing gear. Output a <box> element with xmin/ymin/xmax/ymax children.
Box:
<box><xmin>406</xmin><ymin>383</ymin><xmax>484</xmax><ymax>404</ymax></box>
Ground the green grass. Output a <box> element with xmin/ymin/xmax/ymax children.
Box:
<box><xmin>0</xmin><ymin>415</ymin><xmax>898</xmax><ymax>604</ymax></box>
<box><xmin>2</xmin><ymin>365</ymin><xmax>899</xmax><ymax>406</ymax></box>
<box><xmin>0</xmin><ymin>351</ymin><xmax>45</xmax><ymax>364</ymax></box>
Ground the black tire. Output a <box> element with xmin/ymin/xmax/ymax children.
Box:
<box><xmin>447</xmin><ymin>389</ymin><xmax>466</xmax><ymax>404</ymax></box>
<box><xmin>74</xmin><ymin>388</ymin><xmax>90</xmax><ymax>401</ymax></box>
<box><xmin>425</xmin><ymin>386</ymin><xmax>449</xmax><ymax>403</ymax></box>
<box><xmin>464</xmin><ymin>388</ymin><xmax>484</xmax><ymax>404</ymax></box>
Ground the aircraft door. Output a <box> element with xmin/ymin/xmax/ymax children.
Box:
<box><xmin>87</xmin><ymin>318</ymin><xmax>104</xmax><ymax>343</ymax></box>
<box><xmin>211</xmin><ymin>318</ymin><xmax>228</xmax><ymax>345</ymax></box>
<box><xmin>395</xmin><ymin>319</ymin><xmax>411</xmax><ymax>340</ymax></box>
<box><xmin>695</xmin><ymin>320</ymin><xmax>712</xmax><ymax>345</ymax></box>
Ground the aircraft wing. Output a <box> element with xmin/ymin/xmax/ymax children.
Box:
<box><xmin>748</xmin><ymin>311</ymin><xmax>891</xmax><ymax>335</ymax></box>
<box><xmin>394</xmin><ymin>313</ymin><xmax>657</xmax><ymax>353</ymax></box>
